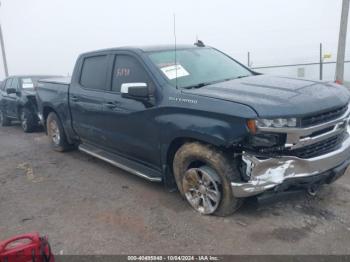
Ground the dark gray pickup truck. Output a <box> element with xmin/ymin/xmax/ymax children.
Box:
<box><xmin>36</xmin><ymin>44</ymin><xmax>350</xmax><ymax>216</ymax></box>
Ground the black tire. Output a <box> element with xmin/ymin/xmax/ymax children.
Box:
<box><xmin>20</xmin><ymin>107</ymin><xmax>37</xmax><ymax>133</ymax></box>
<box><xmin>173</xmin><ymin>142</ymin><xmax>243</xmax><ymax>216</ymax></box>
<box><xmin>0</xmin><ymin>109</ymin><xmax>11</xmax><ymax>126</ymax></box>
<box><xmin>46</xmin><ymin>112</ymin><xmax>70</xmax><ymax>152</ymax></box>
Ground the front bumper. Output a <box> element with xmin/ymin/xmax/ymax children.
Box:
<box><xmin>231</xmin><ymin>125</ymin><xmax>350</xmax><ymax>198</ymax></box>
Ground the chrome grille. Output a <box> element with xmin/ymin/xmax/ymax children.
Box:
<box><xmin>301</xmin><ymin>105</ymin><xmax>348</xmax><ymax>127</ymax></box>
<box><xmin>288</xmin><ymin>132</ymin><xmax>346</xmax><ymax>159</ymax></box>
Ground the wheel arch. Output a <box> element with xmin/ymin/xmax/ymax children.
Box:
<box><xmin>42</xmin><ymin>106</ymin><xmax>75</xmax><ymax>144</ymax></box>
<box><xmin>167</xmin><ymin>138</ymin><xmax>244</xmax><ymax>216</ymax></box>
<box><xmin>163</xmin><ymin>135</ymin><xmax>236</xmax><ymax>189</ymax></box>
<box><xmin>42</xmin><ymin>106</ymin><xmax>58</xmax><ymax>131</ymax></box>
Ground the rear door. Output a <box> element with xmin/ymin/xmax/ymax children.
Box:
<box><xmin>101</xmin><ymin>53</ymin><xmax>161</xmax><ymax>169</ymax></box>
<box><xmin>69</xmin><ymin>53</ymin><xmax>110</xmax><ymax>145</ymax></box>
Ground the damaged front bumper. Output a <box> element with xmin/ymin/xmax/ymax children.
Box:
<box><xmin>231</xmin><ymin>125</ymin><xmax>350</xmax><ymax>198</ymax></box>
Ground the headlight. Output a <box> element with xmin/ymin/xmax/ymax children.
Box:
<box><xmin>256</xmin><ymin>118</ymin><xmax>297</xmax><ymax>128</ymax></box>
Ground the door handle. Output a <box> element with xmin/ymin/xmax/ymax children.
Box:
<box><xmin>71</xmin><ymin>96</ymin><xmax>79</xmax><ymax>102</ymax></box>
<box><xmin>104</xmin><ymin>101</ymin><xmax>119</xmax><ymax>109</ymax></box>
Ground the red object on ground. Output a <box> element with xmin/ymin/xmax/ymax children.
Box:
<box><xmin>0</xmin><ymin>232</ymin><xmax>54</xmax><ymax>262</ymax></box>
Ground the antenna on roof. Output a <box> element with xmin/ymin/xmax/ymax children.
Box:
<box><xmin>194</xmin><ymin>39</ymin><xmax>205</xmax><ymax>47</ymax></box>
<box><xmin>173</xmin><ymin>13</ymin><xmax>178</xmax><ymax>89</ymax></box>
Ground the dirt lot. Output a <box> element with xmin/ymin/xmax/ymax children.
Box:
<box><xmin>1</xmin><ymin>124</ymin><xmax>350</xmax><ymax>255</ymax></box>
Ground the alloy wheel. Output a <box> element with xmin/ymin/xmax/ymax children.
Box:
<box><xmin>49</xmin><ymin>119</ymin><xmax>60</xmax><ymax>146</ymax></box>
<box><xmin>21</xmin><ymin>111</ymin><xmax>28</xmax><ymax>131</ymax></box>
<box><xmin>182</xmin><ymin>166</ymin><xmax>221</xmax><ymax>214</ymax></box>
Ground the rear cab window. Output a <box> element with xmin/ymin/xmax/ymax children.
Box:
<box><xmin>80</xmin><ymin>55</ymin><xmax>109</xmax><ymax>90</ymax></box>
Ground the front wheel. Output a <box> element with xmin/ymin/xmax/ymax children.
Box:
<box><xmin>46</xmin><ymin>112</ymin><xmax>70</xmax><ymax>152</ymax></box>
<box><xmin>182</xmin><ymin>165</ymin><xmax>222</xmax><ymax>214</ymax></box>
<box><xmin>173</xmin><ymin>142</ymin><xmax>243</xmax><ymax>216</ymax></box>
<box><xmin>20</xmin><ymin>108</ymin><xmax>36</xmax><ymax>133</ymax></box>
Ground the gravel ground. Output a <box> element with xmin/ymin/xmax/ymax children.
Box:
<box><xmin>1</xmin><ymin>124</ymin><xmax>350</xmax><ymax>255</ymax></box>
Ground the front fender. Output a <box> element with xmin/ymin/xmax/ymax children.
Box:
<box><xmin>17</xmin><ymin>95</ymin><xmax>36</xmax><ymax>108</ymax></box>
<box><xmin>16</xmin><ymin>96</ymin><xmax>38</xmax><ymax>117</ymax></box>
<box><xmin>159</xmin><ymin>113</ymin><xmax>249</xmax><ymax>147</ymax></box>
<box><xmin>157</xmin><ymin>111</ymin><xmax>251</xmax><ymax>173</ymax></box>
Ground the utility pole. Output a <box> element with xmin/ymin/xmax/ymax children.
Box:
<box><xmin>0</xmin><ymin>25</ymin><xmax>8</xmax><ymax>77</ymax></box>
<box><xmin>320</xmin><ymin>43</ymin><xmax>323</xmax><ymax>80</ymax></box>
<box><xmin>0</xmin><ymin>1</ymin><xmax>8</xmax><ymax>77</ymax></box>
<box><xmin>247</xmin><ymin>52</ymin><xmax>251</xmax><ymax>68</ymax></box>
<box><xmin>335</xmin><ymin>0</ymin><xmax>349</xmax><ymax>84</ymax></box>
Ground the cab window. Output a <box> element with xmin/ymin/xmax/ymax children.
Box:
<box><xmin>4</xmin><ymin>78</ymin><xmax>13</xmax><ymax>92</ymax></box>
<box><xmin>11</xmin><ymin>78</ymin><xmax>19</xmax><ymax>91</ymax></box>
<box><xmin>111</xmin><ymin>55</ymin><xmax>153</xmax><ymax>93</ymax></box>
<box><xmin>80</xmin><ymin>55</ymin><xmax>108</xmax><ymax>90</ymax></box>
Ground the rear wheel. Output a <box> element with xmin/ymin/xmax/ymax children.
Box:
<box><xmin>20</xmin><ymin>108</ymin><xmax>36</xmax><ymax>133</ymax></box>
<box><xmin>47</xmin><ymin>112</ymin><xmax>70</xmax><ymax>152</ymax></box>
<box><xmin>173</xmin><ymin>142</ymin><xmax>243</xmax><ymax>216</ymax></box>
<box><xmin>0</xmin><ymin>109</ymin><xmax>11</xmax><ymax>126</ymax></box>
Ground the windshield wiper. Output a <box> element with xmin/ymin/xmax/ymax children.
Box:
<box><xmin>236</xmin><ymin>75</ymin><xmax>251</xmax><ymax>79</ymax></box>
<box><xmin>183</xmin><ymin>75</ymin><xmax>251</xmax><ymax>89</ymax></box>
<box><xmin>183</xmin><ymin>81</ymin><xmax>215</xmax><ymax>89</ymax></box>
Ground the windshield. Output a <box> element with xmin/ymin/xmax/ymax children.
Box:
<box><xmin>21</xmin><ymin>78</ymin><xmax>36</xmax><ymax>89</ymax></box>
<box><xmin>148</xmin><ymin>48</ymin><xmax>253</xmax><ymax>89</ymax></box>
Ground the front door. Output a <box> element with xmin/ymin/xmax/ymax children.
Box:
<box><xmin>1</xmin><ymin>79</ymin><xmax>11</xmax><ymax>116</ymax></box>
<box><xmin>8</xmin><ymin>78</ymin><xmax>20</xmax><ymax>118</ymax></box>
<box><xmin>4</xmin><ymin>78</ymin><xmax>17</xmax><ymax>118</ymax></box>
<box><xmin>102</xmin><ymin>54</ymin><xmax>161</xmax><ymax>170</ymax></box>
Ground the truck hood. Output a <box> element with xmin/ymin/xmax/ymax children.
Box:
<box><xmin>182</xmin><ymin>75</ymin><xmax>350</xmax><ymax>118</ymax></box>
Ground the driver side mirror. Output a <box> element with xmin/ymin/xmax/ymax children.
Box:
<box><xmin>6</xmin><ymin>88</ymin><xmax>17</xmax><ymax>95</ymax></box>
<box><xmin>121</xmin><ymin>83</ymin><xmax>149</xmax><ymax>100</ymax></box>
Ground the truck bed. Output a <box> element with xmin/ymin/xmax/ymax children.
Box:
<box><xmin>36</xmin><ymin>77</ymin><xmax>73</xmax><ymax>139</ymax></box>
<box><xmin>37</xmin><ymin>77</ymin><xmax>70</xmax><ymax>111</ymax></box>
<box><xmin>39</xmin><ymin>76</ymin><xmax>71</xmax><ymax>86</ymax></box>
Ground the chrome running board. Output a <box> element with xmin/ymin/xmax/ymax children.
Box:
<box><xmin>79</xmin><ymin>144</ymin><xmax>162</xmax><ymax>182</ymax></box>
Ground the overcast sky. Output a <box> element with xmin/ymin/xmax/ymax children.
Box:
<box><xmin>0</xmin><ymin>0</ymin><xmax>348</xmax><ymax>79</ymax></box>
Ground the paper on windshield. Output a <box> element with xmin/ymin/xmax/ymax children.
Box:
<box><xmin>22</xmin><ymin>78</ymin><xmax>34</xmax><ymax>89</ymax></box>
<box><xmin>160</xmin><ymin>64</ymin><xmax>189</xmax><ymax>80</ymax></box>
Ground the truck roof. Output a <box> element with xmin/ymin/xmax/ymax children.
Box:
<box><xmin>81</xmin><ymin>44</ymin><xmax>207</xmax><ymax>56</ymax></box>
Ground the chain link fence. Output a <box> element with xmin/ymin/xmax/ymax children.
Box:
<box><xmin>251</xmin><ymin>61</ymin><xmax>349</xmax><ymax>83</ymax></box>
<box><xmin>247</xmin><ymin>44</ymin><xmax>349</xmax><ymax>86</ymax></box>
